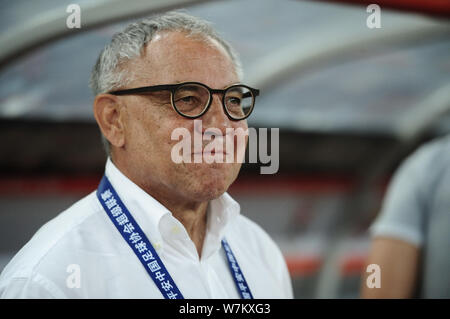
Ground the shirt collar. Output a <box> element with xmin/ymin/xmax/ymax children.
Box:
<box><xmin>201</xmin><ymin>192</ymin><xmax>241</xmax><ymax>259</ymax></box>
<box><xmin>105</xmin><ymin>158</ymin><xmax>170</xmax><ymax>246</ymax></box>
<box><xmin>103</xmin><ymin>158</ymin><xmax>241</xmax><ymax>258</ymax></box>
<box><xmin>207</xmin><ymin>192</ymin><xmax>240</xmax><ymax>238</ymax></box>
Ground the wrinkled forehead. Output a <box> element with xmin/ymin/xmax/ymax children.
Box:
<box><xmin>151</xmin><ymin>31</ymin><xmax>231</xmax><ymax>58</ymax></box>
<box><xmin>127</xmin><ymin>31</ymin><xmax>238</xmax><ymax>85</ymax></box>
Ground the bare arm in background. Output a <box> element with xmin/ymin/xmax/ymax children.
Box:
<box><xmin>361</xmin><ymin>236</ymin><xmax>420</xmax><ymax>298</ymax></box>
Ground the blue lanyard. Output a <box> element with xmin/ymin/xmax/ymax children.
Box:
<box><xmin>97</xmin><ymin>175</ymin><xmax>253</xmax><ymax>299</ymax></box>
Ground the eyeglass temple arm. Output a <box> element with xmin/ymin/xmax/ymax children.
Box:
<box><xmin>109</xmin><ymin>85</ymin><xmax>175</xmax><ymax>96</ymax></box>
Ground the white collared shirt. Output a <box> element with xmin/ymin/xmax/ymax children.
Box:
<box><xmin>0</xmin><ymin>159</ymin><xmax>293</xmax><ymax>299</ymax></box>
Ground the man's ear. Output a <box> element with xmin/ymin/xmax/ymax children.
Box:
<box><xmin>93</xmin><ymin>94</ymin><xmax>126</xmax><ymax>148</ymax></box>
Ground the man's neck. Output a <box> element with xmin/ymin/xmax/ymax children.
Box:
<box><xmin>168</xmin><ymin>201</ymin><xmax>209</xmax><ymax>257</ymax></box>
<box><xmin>112</xmin><ymin>157</ymin><xmax>209</xmax><ymax>258</ymax></box>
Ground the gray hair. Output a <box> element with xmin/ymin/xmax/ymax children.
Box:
<box><xmin>89</xmin><ymin>11</ymin><xmax>243</xmax><ymax>155</ymax></box>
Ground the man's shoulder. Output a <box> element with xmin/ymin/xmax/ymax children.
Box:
<box><xmin>232</xmin><ymin>214</ymin><xmax>272</xmax><ymax>240</ymax></box>
<box><xmin>226</xmin><ymin>213</ymin><xmax>293</xmax><ymax>297</ymax></box>
<box><xmin>228</xmin><ymin>214</ymin><xmax>284</xmax><ymax>261</ymax></box>
<box><xmin>0</xmin><ymin>191</ymin><xmax>103</xmax><ymax>283</ymax></box>
<box><xmin>387</xmin><ymin>135</ymin><xmax>450</xmax><ymax>193</ymax></box>
<box><xmin>406</xmin><ymin>135</ymin><xmax>450</xmax><ymax>172</ymax></box>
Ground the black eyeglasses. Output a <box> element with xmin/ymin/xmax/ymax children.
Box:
<box><xmin>109</xmin><ymin>81</ymin><xmax>259</xmax><ymax>121</ymax></box>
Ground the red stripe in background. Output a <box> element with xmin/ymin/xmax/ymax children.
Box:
<box><xmin>285</xmin><ymin>255</ymin><xmax>323</xmax><ymax>277</ymax></box>
<box><xmin>0</xmin><ymin>175</ymin><xmax>101</xmax><ymax>196</ymax></box>
<box><xmin>286</xmin><ymin>253</ymin><xmax>370</xmax><ymax>277</ymax></box>
<box><xmin>0</xmin><ymin>174</ymin><xmax>361</xmax><ymax>196</ymax></box>
<box><xmin>340</xmin><ymin>254</ymin><xmax>368</xmax><ymax>276</ymax></box>
<box><xmin>230</xmin><ymin>175</ymin><xmax>357</xmax><ymax>195</ymax></box>
<box><xmin>0</xmin><ymin>174</ymin><xmax>390</xmax><ymax>196</ymax></box>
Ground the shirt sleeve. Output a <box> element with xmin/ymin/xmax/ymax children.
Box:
<box><xmin>369</xmin><ymin>139</ymin><xmax>444</xmax><ymax>247</ymax></box>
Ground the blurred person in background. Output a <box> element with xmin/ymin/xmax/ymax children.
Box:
<box><xmin>361</xmin><ymin>135</ymin><xmax>450</xmax><ymax>298</ymax></box>
<box><xmin>0</xmin><ymin>11</ymin><xmax>292</xmax><ymax>299</ymax></box>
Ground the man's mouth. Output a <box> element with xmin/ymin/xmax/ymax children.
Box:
<box><xmin>193</xmin><ymin>150</ymin><xmax>228</xmax><ymax>155</ymax></box>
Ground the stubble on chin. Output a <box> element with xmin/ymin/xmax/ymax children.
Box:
<box><xmin>171</xmin><ymin>162</ymin><xmax>240</xmax><ymax>202</ymax></box>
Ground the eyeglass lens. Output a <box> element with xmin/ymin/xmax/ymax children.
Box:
<box><xmin>173</xmin><ymin>84</ymin><xmax>253</xmax><ymax>119</ymax></box>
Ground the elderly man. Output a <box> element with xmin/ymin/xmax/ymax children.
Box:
<box><xmin>0</xmin><ymin>12</ymin><xmax>293</xmax><ymax>299</ymax></box>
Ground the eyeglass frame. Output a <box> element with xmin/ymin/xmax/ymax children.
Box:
<box><xmin>108</xmin><ymin>81</ymin><xmax>260</xmax><ymax>121</ymax></box>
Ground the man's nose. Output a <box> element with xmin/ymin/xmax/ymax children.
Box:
<box><xmin>200</xmin><ymin>94</ymin><xmax>231</xmax><ymax>135</ymax></box>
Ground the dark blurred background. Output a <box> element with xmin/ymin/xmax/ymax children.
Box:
<box><xmin>0</xmin><ymin>0</ymin><xmax>449</xmax><ymax>298</ymax></box>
